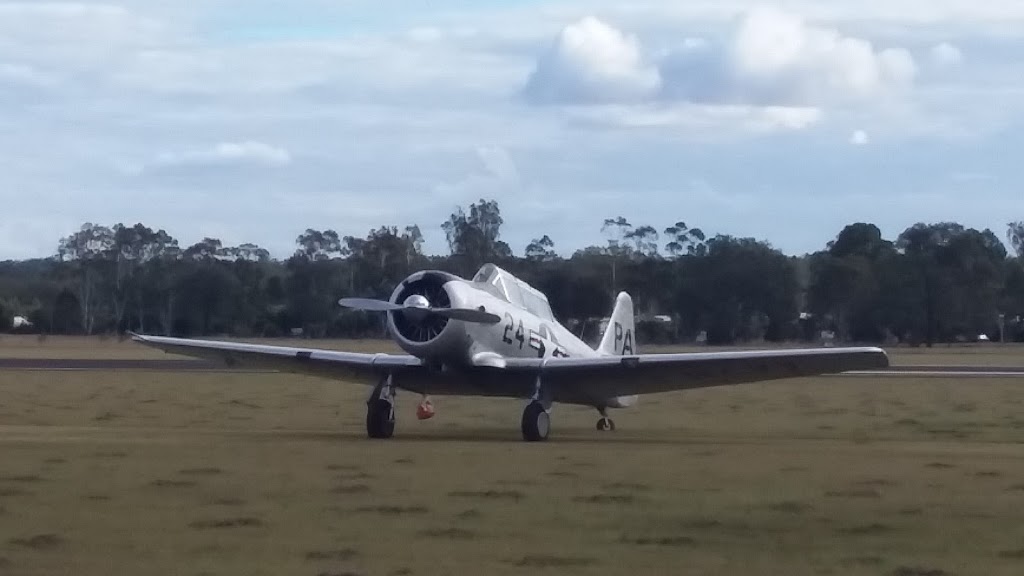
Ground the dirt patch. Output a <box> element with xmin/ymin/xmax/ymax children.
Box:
<box><xmin>10</xmin><ymin>534</ymin><xmax>63</xmax><ymax>550</ymax></box>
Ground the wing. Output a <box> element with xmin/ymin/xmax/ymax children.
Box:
<box><xmin>497</xmin><ymin>347</ymin><xmax>889</xmax><ymax>405</ymax></box>
<box><xmin>132</xmin><ymin>334</ymin><xmax>888</xmax><ymax>405</ymax></box>
<box><xmin>130</xmin><ymin>334</ymin><xmax>422</xmax><ymax>383</ymax></box>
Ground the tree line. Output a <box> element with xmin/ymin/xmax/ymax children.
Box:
<box><xmin>1</xmin><ymin>200</ymin><xmax>1022</xmax><ymax>346</ymax></box>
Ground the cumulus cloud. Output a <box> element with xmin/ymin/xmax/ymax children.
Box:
<box><xmin>930</xmin><ymin>42</ymin><xmax>964</xmax><ymax>67</ymax></box>
<box><xmin>523</xmin><ymin>16</ymin><xmax>660</xmax><ymax>104</ymax></box>
<box><xmin>849</xmin><ymin>129</ymin><xmax>870</xmax><ymax>145</ymax></box>
<box><xmin>720</xmin><ymin>8</ymin><xmax>916</xmax><ymax>104</ymax></box>
<box><xmin>131</xmin><ymin>141</ymin><xmax>292</xmax><ymax>174</ymax></box>
<box><xmin>526</xmin><ymin>9</ymin><xmax>918</xmax><ymax>109</ymax></box>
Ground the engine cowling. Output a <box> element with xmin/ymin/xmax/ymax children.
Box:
<box><xmin>386</xmin><ymin>270</ymin><xmax>467</xmax><ymax>360</ymax></box>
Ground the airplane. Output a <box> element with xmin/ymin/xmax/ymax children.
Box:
<box><xmin>132</xmin><ymin>263</ymin><xmax>889</xmax><ymax>442</ymax></box>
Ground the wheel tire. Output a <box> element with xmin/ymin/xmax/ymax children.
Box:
<box><xmin>521</xmin><ymin>402</ymin><xmax>550</xmax><ymax>442</ymax></box>
<box><xmin>596</xmin><ymin>417</ymin><xmax>615</xmax><ymax>432</ymax></box>
<box><xmin>366</xmin><ymin>399</ymin><xmax>395</xmax><ymax>439</ymax></box>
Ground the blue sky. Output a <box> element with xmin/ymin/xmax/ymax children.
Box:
<box><xmin>1</xmin><ymin>0</ymin><xmax>1021</xmax><ymax>260</ymax></box>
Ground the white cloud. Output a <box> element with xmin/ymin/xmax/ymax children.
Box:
<box><xmin>523</xmin><ymin>16</ymin><xmax>661</xmax><ymax>104</ymax></box>
<box><xmin>849</xmin><ymin>129</ymin><xmax>870</xmax><ymax>145</ymax></box>
<box><xmin>132</xmin><ymin>141</ymin><xmax>292</xmax><ymax>174</ymax></box>
<box><xmin>669</xmin><ymin>7</ymin><xmax>918</xmax><ymax>106</ymax></box>
<box><xmin>930</xmin><ymin>42</ymin><xmax>964</xmax><ymax>67</ymax></box>
<box><xmin>525</xmin><ymin>7</ymin><xmax>919</xmax><ymax>121</ymax></box>
<box><xmin>566</xmin><ymin>103</ymin><xmax>822</xmax><ymax>132</ymax></box>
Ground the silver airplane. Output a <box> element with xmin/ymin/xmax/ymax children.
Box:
<box><xmin>132</xmin><ymin>263</ymin><xmax>889</xmax><ymax>441</ymax></box>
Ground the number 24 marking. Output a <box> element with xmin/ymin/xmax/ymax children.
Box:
<box><xmin>502</xmin><ymin>313</ymin><xmax>567</xmax><ymax>358</ymax></box>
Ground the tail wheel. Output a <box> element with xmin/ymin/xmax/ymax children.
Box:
<box><xmin>596</xmin><ymin>417</ymin><xmax>615</xmax><ymax>431</ymax></box>
<box><xmin>367</xmin><ymin>398</ymin><xmax>395</xmax><ymax>439</ymax></box>
<box><xmin>521</xmin><ymin>402</ymin><xmax>550</xmax><ymax>442</ymax></box>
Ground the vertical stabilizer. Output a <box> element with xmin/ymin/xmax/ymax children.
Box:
<box><xmin>597</xmin><ymin>292</ymin><xmax>636</xmax><ymax>356</ymax></box>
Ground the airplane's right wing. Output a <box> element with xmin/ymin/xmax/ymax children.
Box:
<box><xmin>498</xmin><ymin>347</ymin><xmax>889</xmax><ymax>405</ymax></box>
<box><xmin>130</xmin><ymin>333</ymin><xmax>423</xmax><ymax>384</ymax></box>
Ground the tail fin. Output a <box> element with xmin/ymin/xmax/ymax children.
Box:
<box><xmin>597</xmin><ymin>292</ymin><xmax>635</xmax><ymax>356</ymax></box>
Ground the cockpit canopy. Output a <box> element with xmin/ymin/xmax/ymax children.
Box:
<box><xmin>471</xmin><ymin>264</ymin><xmax>554</xmax><ymax>321</ymax></box>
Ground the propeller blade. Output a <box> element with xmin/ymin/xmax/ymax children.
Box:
<box><xmin>338</xmin><ymin>298</ymin><xmax>499</xmax><ymax>325</ymax></box>
<box><xmin>430</xmin><ymin>308</ymin><xmax>501</xmax><ymax>324</ymax></box>
<box><xmin>338</xmin><ymin>298</ymin><xmax>402</xmax><ymax>312</ymax></box>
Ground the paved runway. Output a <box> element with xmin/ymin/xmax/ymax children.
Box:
<box><xmin>0</xmin><ymin>358</ymin><xmax>256</xmax><ymax>372</ymax></box>
<box><xmin>843</xmin><ymin>367</ymin><xmax>1024</xmax><ymax>378</ymax></box>
<box><xmin>1</xmin><ymin>358</ymin><xmax>1023</xmax><ymax>377</ymax></box>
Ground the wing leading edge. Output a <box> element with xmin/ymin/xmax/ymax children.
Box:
<box><xmin>130</xmin><ymin>334</ymin><xmax>422</xmax><ymax>383</ymax></box>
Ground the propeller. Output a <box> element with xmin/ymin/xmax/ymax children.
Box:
<box><xmin>338</xmin><ymin>296</ymin><xmax>500</xmax><ymax>325</ymax></box>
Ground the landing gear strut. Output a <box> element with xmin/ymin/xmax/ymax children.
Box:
<box><xmin>366</xmin><ymin>375</ymin><xmax>396</xmax><ymax>439</ymax></box>
<box><xmin>595</xmin><ymin>407</ymin><xmax>615</xmax><ymax>432</ymax></box>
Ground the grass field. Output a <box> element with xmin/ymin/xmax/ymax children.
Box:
<box><xmin>1</xmin><ymin>338</ymin><xmax>1024</xmax><ymax>575</ymax></box>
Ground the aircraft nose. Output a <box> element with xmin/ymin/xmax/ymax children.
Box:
<box><xmin>403</xmin><ymin>294</ymin><xmax>430</xmax><ymax>309</ymax></box>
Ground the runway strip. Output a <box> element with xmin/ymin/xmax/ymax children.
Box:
<box><xmin>0</xmin><ymin>358</ymin><xmax>261</xmax><ymax>372</ymax></box>
<box><xmin>842</xmin><ymin>369</ymin><xmax>1024</xmax><ymax>378</ymax></box>
<box><xmin>0</xmin><ymin>358</ymin><xmax>1023</xmax><ymax>377</ymax></box>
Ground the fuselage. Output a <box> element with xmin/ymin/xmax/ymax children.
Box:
<box><xmin>446</xmin><ymin>279</ymin><xmax>599</xmax><ymax>362</ymax></box>
<box><xmin>382</xmin><ymin>266</ymin><xmax>635</xmax><ymax>408</ymax></box>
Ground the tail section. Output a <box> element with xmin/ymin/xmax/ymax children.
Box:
<box><xmin>597</xmin><ymin>292</ymin><xmax>635</xmax><ymax>356</ymax></box>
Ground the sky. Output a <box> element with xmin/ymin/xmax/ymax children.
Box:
<box><xmin>1</xmin><ymin>0</ymin><xmax>1022</xmax><ymax>260</ymax></box>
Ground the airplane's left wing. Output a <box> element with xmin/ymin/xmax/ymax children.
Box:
<box><xmin>497</xmin><ymin>346</ymin><xmax>889</xmax><ymax>405</ymax></box>
<box><xmin>130</xmin><ymin>334</ymin><xmax>422</xmax><ymax>383</ymax></box>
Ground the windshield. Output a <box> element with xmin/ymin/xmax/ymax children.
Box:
<box><xmin>471</xmin><ymin>264</ymin><xmax>553</xmax><ymax>320</ymax></box>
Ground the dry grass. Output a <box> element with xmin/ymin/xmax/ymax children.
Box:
<box><xmin>0</xmin><ymin>340</ymin><xmax>1023</xmax><ymax>575</ymax></box>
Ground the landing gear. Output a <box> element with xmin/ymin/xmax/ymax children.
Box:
<box><xmin>521</xmin><ymin>402</ymin><xmax>550</xmax><ymax>442</ymax></box>
<box><xmin>595</xmin><ymin>407</ymin><xmax>615</xmax><ymax>432</ymax></box>
<box><xmin>521</xmin><ymin>374</ymin><xmax>552</xmax><ymax>442</ymax></box>
<box><xmin>367</xmin><ymin>399</ymin><xmax>395</xmax><ymax>438</ymax></box>
<box><xmin>366</xmin><ymin>375</ymin><xmax>396</xmax><ymax>439</ymax></box>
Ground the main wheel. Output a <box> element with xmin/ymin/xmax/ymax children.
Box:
<box><xmin>366</xmin><ymin>398</ymin><xmax>395</xmax><ymax>439</ymax></box>
<box><xmin>521</xmin><ymin>402</ymin><xmax>550</xmax><ymax>442</ymax></box>
<box><xmin>596</xmin><ymin>417</ymin><xmax>615</xmax><ymax>431</ymax></box>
